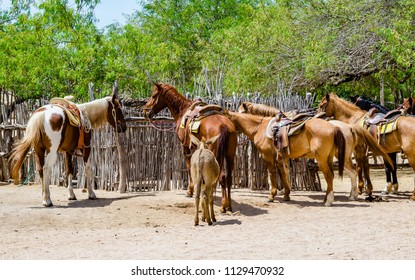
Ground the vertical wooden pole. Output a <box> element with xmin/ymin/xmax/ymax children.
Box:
<box><xmin>113</xmin><ymin>81</ymin><xmax>128</xmax><ymax>193</ymax></box>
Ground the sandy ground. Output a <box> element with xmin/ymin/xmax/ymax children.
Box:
<box><xmin>1</xmin><ymin>168</ymin><xmax>415</xmax><ymax>260</ymax></box>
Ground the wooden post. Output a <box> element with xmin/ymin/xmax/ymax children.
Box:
<box><xmin>113</xmin><ymin>81</ymin><xmax>128</xmax><ymax>193</ymax></box>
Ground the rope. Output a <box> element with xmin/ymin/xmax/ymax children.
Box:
<box><xmin>19</xmin><ymin>162</ymin><xmax>35</xmax><ymax>187</ymax></box>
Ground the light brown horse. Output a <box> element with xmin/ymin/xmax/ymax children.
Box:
<box><xmin>238</xmin><ymin>102</ymin><xmax>393</xmax><ymax>200</ymax></box>
<box><xmin>318</xmin><ymin>93</ymin><xmax>415</xmax><ymax>200</ymax></box>
<box><xmin>228</xmin><ymin>110</ymin><xmax>345</xmax><ymax>206</ymax></box>
<box><xmin>9</xmin><ymin>93</ymin><xmax>127</xmax><ymax>207</ymax></box>
<box><xmin>400</xmin><ymin>97</ymin><xmax>415</xmax><ymax>115</ymax></box>
<box><xmin>143</xmin><ymin>83</ymin><xmax>238</xmax><ymax>213</ymax></box>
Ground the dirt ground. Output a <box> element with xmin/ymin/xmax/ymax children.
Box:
<box><xmin>1</xmin><ymin>168</ymin><xmax>415</xmax><ymax>260</ymax></box>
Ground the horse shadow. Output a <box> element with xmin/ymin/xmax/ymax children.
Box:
<box><xmin>30</xmin><ymin>192</ymin><xmax>155</xmax><ymax>209</ymax></box>
<box><xmin>272</xmin><ymin>192</ymin><xmax>372</xmax><ymax>208</ymax></box>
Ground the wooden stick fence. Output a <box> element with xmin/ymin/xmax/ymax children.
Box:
<box><xmin>0</xmin><ymin>91</ymin><xmax>322</xmax><ymax>192</ymax></box>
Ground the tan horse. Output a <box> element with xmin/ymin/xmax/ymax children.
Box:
<box><xmin>238</xmin><ymin>102</ymin><xmax>393</xmax><ymax>200</ymax></box>
<box><xmin>228</xmin><ymin>111</ymin><xmax>345</xmax><ymax>206</ymax></box>
<box><xmin>318</xmin><ymin>93</ymin><xmax>415</xmax><ymax>200</ymax></box>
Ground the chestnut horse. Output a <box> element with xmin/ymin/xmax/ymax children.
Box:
<box><xmin>9</xmin><ymin>93</ymin><xmax>127</xmax><ymax>207</ymax></box>
<box><xmin>238</xmin><ymin>102</ymin><xmax>392</xmax><ymax>200</ymax></box>
<box><xmin>143</xmin><ymin>83</ymin><xmax>237</xmax><ymax>213</ymax></box>
<box><xmin>318</xmin><ymin>93</ymin><xmax>415</xmax><ymax>200</ymax></box>
<box><xmin>228</xmin><ymin>110</ymin><xmax>345</xmax><ymax>206</ymax></box>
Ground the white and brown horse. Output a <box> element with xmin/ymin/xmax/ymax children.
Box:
<box><xmin>9</xmin><ymin>93</ymin><xmax>127</xmax><ymax>206</ymax></box>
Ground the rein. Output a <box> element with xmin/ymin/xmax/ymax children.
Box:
<box><xmin>148</xmin><ymin>117</ymin><xmax>176</xmax><ymax>132</ymax></box>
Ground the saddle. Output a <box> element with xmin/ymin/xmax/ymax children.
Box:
<box><xmin>179</xmin><ymin>101</ymin><xmax>225</xmax><ymax>146</ymax></box>
<box><xmin>362</xmin><ymin>108</ymin><xmax>405</xmax><ymax>144</ymax></box>
<box><xmin>266</xmin><ymin>111</ymin><xmax>312</xmax><ymax>158</ymax></box>
<box><xmin>49</xmin><ymin>97</ymin><xmax>88</xmax><ymax>155</ymax></box>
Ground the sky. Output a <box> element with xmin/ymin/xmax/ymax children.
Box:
<box><xmin>0</xmin><ymin>0</ymin><xmax>139</xmax><ymax>29</ymax></box>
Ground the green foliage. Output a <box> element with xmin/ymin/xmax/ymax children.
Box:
<box><xmin>1</xmin><ymin>0</ymin><xmax>415</xmax><ymax>103</ymax></box>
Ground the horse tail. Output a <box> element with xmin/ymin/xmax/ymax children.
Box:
<box><xmin>352</xmin><ymin>124</ymin><xmax>393</xmax><ymax>168</ymax></box>
<box><xmin>333</xmin><ymin>127</ymin><xmax>345</xmax><ymax>178</ymax></box>
<box><xmin>215</xmin><ymin>125</ymin><xmax>229</xmax><ymax>170</ymax></box>
<box><xmin>9</xmin><ymin>111</ymin><xmax>45</xmax><ymax>182</ymax></box>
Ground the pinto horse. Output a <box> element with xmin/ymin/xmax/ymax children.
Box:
<box><xmin>319</xmin><ymin>93</ymin><xmax>415</xmax><ymax>200</ymax></box>
<box><xmin>350</xmin><ymin>95</ymin><xmax>399</xmax><ymax>194</ymax></box>
<box><xmin>142</xmin><ymin>83</ymin><xmax>237</xmax><ymax>213</ymax></box>
<box><xmin>228</xmin><ymin>110</ymin><xmax>346</xmax><ymax>206</ymax></box>
<box><xmin>238</xmin><ymin>102</ymin><xmax>392</xmax><ymax>201</ymax></box>
<box><xmin>9</xmin><ymin>93</ymin><xmax>127</xmax><ymax>207</ymax></box>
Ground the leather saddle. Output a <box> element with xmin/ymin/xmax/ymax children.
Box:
<box><xmin>266</xmin><ymin>111</ymin><xmax>312</xmax><ymax>157</ymax></box>
<box><xmin>49</xmin><ymin>97</ymin><xmax>88</xmax><ymax>156</ymax></box>
<box><xmin>363</xmin><ymin>108</ymin><xmax>405</xmax><ymax>144</ymax></box>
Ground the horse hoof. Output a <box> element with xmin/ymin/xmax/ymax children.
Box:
<box><xmin>220</xmin><ymin>207</ymin><xmax>226</xmax><ymax>213</ymax></box>
<box><xmin>186</xmin><ymin>192</ymin><xmax>193</xmax><ymax>198</ymax></box>
<box><xmin>43</xmin><ymin>201</ymin><xmax>53</xmax><ymax>207</ymax></box>
<box><xmin>68</xmin><ymin>196</ymin><xmax>77</xmax><ymax>201</ymax></box>
<box><xmin>88</xmin><ymin>196</ymin><xmax>97</xmax><ymax>200</ymax></box>
<box><xmin>212</xmin><ymin>218</ymin><xmax>217</xmax><ymax>222</ymax></box>
<box><xmin>208</xmin><ymin>222</ymin><xmax>213</xmax><ymax>226</ymax></box>
<box><xmin>283</xmin><ymin>195</ymin><xmax>290</xmax><ymax>201</ymax></box>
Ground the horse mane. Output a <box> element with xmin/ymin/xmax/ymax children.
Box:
<box><xmin>239</xmin><ymin>102</ymin><xmax>279</xmax><ymax>116</ymax></box>
<box><xmin>158</xmin><ymin>83</ymin><xmax>192</xmax><ymax>115</ymax></box>
<box><xmin>351</xmin><ymin>95</ymin><xmax>389</xmax><ymax>114</ymax></box>
<box><xmin>78</xmin><ymin>97</ymin><xmax>110</xmax><ymax>129</ymax></box>
<box><xmin>328</xmin><ymin>93</ymin><xmax>365</xmax><ymax>115</ymax></box>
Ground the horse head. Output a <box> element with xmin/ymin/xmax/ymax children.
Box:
<box><xmin>143</xmin><ymin>82</ymin><xmax>167</xmax><ymax>120</ymax></box>
<box><xmin>401</xmin><ymin>97</ymin><xmax>414</xmax><ymax>114</ymax></box>
<box><xmin>108</xmin><ymin>93</ymin><xmax>127</xmax><ymax>133</ymax></box>
<box><xmin>317</xmin><ymin>93</ymin><xmax>336</xmax><ymax>117</ymax></box>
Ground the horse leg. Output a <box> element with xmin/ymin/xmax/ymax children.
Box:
<box><xmin>276</xmin><ymin>159</ymin><xmax>290</xmax><ymax>201</ymax></box>
<box><xmin>318</xmin><ymin>160</ymin><xmax>335</xmax><ymax>206</ymax></box>
<box><xmin>194</xmin><ymin>181</ymin><xmax>201</xmax><ymax>226</ymax></box>
<box><xmin>344</xmin><ymin>157</ymin><xmax>358</xmax><ymax>201</ymax></box>
<box><xmin>208</xmin><ymin>183</ymin><xmax>216</xmax><ymax>223</ymax></box>
<box><xmin>65</xmin><ymin>152</ymin><xmax>76</xmax><ymax>200</ymax></box>
<box><xmin>184</xmin><ymin>148</ymin><xmax>194</xmax><ymax>197</ymax></box>
<box><xmin>84</xmin><ymin>159</ymin><xmax>96</xmax><ymax>200</ymax></box>
<box><xmin>42</xmin><ymin>151</ymin><xmax>58</xmax><ymax>207</ymax></box>
<box><xmin>362</xmin><ymin>153</ymin><xmax>374</xmax><ymax>196</ymax></box>
<box><xmin>266</xmin><ymin>161</ymin><xmax>278</xmax><ymax>202</ymax></box>
<box><xmin>202</xmin><ymin>190</ymin><xmax>212</xmax><ymax>225</ymax></box>
<box><xmin>382</xmin><ymin>153</ymin><xmax>398</xmax><ymax>194</ymax></box>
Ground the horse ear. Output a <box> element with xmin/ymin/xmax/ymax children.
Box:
<box><xmin>325</xmin><ymin>93</ymin><xmax>330</xmax><ymax>101</ymax></box>
<box><xmin>206</xmin><ymin>134</ymin><xmax>220</xmax><ymax>146</ymax></box>
<box><xmin>190</xmin><ymin>134</ymin><xmax>200</xmax><ymax>148</ymax></box>
<box><xmin>153</xmin><ymin>82</ymin><xmax>162</xmax><ymax>91</ymax></box>
<box><xmin>112</xmin><ymin>82</ymin><xmax>119</xmax><ymax>102</ymax></box>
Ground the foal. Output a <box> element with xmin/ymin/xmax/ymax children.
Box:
<box><xmin>190</xmin><ymin>134</ymin><xmax>220</xmax><ymax>226</ymax></box>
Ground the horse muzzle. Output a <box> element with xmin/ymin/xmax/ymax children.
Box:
<box><xmin>142</xmin><ymin>107</ymin><xmax>154</xmax><ymax>120</ymax></box>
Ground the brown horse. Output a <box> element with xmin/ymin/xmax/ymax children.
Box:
<box><xmin>238</xmin><ymin>102</ymin><xmax>393</xmax><ymax>200</ymax></box>
<box><xmin>228</xmin><ymin>110</ymin><xmax>346</xmax><ymax>206</ymax></box>
<box><xmin>142</xmin><ymin>83</ymin><xmax>238</xmax><ymax>213</ymax></box>
<box><xmin>318</xmin><ymin>93</ymin><xmax>415</xmax><ymax>200</ymax></box>
<box><xmin>9</xmin><ymin>93</ymin><xmax>127</xmax><ymax>207</ymax></box>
